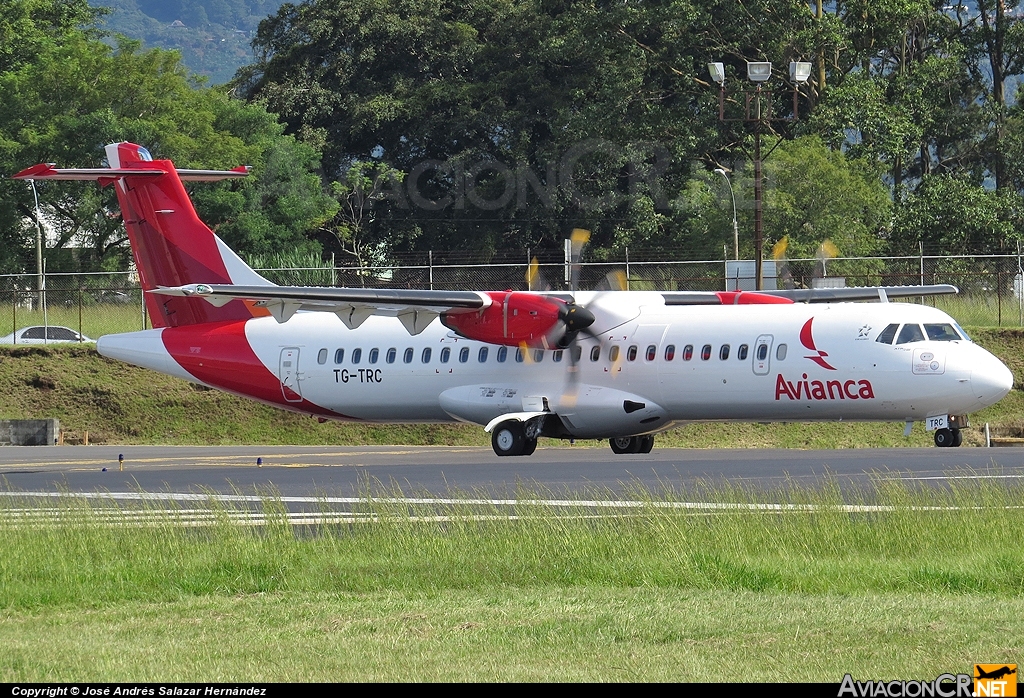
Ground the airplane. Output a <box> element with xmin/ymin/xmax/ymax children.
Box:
<box><xmin>13</xmin><ymin>143</ymin><xmax>1014</xmax><ymax>456</ymax></box>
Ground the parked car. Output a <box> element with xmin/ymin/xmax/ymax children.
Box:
<box><xmin>0</xmin><ymin>326</ymin><xmax>94</xmax><ymax>344</ymax></box>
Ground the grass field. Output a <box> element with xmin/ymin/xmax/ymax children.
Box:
<box><xmin>0</xmin><ymin>479</ymin><xmax>1021</xmax><ymax>681</ymax></box>
<box><xmin>1</xmin><ymin>326</ymin><xmax>1022</xmax><ymax>447</ymax></box>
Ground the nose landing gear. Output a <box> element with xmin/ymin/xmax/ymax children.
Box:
<box><xmin>934</xmin><ymin>428</ymin><xmax>963</xmax><ymax>447</ymax></box>
<box><xmin>609</xmin><ymin>435</ymin><xmax>655</xmax><ymax>454</ymax></box>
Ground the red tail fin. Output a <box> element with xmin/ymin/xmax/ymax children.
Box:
<box><xmin>14</xmin><ymin>142</ymin><xmax>273</xmax><ymax>328</ymax></box>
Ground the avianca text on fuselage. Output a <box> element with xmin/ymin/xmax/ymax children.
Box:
<box><xmin>775</xmin><ymin>373</ymin><xmax>875</xmax><ymax>401</ymax></box>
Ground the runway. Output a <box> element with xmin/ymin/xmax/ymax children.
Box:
<box><xmin>1</xmin><ymin>444</ymin><xmax>1022</xmax><ymax>499</ymax></box>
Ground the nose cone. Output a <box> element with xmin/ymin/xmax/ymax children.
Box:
<box><xmin>972</xmin><ymin>354</ymin><xmax>1014</xmax><ymax>406</ymax></box>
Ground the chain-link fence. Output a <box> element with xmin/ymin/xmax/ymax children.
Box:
<box><xmin>3</xmin><ymin>252</ymin><xmax>1023</xmax><ymax>341</ymax></box>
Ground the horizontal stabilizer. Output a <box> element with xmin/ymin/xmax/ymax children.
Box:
<box><xmin>12</xmin><ymin>164</ymin><xmax>249</xmax><ymax>182</ymax></box>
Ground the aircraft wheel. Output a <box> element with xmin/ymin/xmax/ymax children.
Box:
<box><xmin>951</xmin><ymin>428</ymin><xmax>963</xmax><ymax>447</ymax></box>
<box><xmin>492</xmin><ymin>420</ymin><xmax>526</xmax><ymax>457</ymax></box>
<box><xmin>610</xmin><ymin>436</ymin><xmax>641</xmax><ymax>454</ymax></box>
<box><xmin>934</xmin><ymin>428</ymin><xmax>954</xmax><ymax>448</ymax></box>
<box><xmin>638</xmin><ymin>435</ymin><xmax>655</xmax><ymax>454</ymax></box>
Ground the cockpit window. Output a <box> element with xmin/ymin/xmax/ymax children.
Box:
<box><xmin>924</xmin><ymin>323</ymin><xmax>962</xmax><ymax>341</ymax></box>
<box><xmin>953</xmin><ymin>322</ymin><xmax>972</xmax><ymax>342</ymax></box>
<box><xmin>876</xmin><ymin>323</ymin><xmax>899</xmax><ymax>344</ymax></box>
<box><xmin>896</xmin><ymin>324</ymin><xmax>925</xmax><ymax>345</ymax></box>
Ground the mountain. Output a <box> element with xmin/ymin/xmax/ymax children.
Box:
<box><xmin>88</xmin><ymin>1</ymin><xmax>286</xmax><ymax>85</ymax></box>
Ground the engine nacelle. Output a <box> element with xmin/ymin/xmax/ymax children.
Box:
<box><xmin>441</xmin><ymin>291</ymin><xmax>564</xmax><ymax>348</ymax></box>
<box><xmin>442</xmin><ymin>288</ymin><xmax>565</xmax><ymax>345</ymax></box>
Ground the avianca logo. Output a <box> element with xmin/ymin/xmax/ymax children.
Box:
<box><xmin>800</xmin><ymin>318</ymin><xmax>836</xmax><ymax>370</ymax></box>
<box><xmin>776</xmin><ymin>373</ymin><xmax>875</xmax><ymax>401</ymax></box>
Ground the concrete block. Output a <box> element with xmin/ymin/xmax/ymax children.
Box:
<box><xmin>0</xmin><ymin>419</ymin><xmax>60</xmax><ymax>446</ymax></box>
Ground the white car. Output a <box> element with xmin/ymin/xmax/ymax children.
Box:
<box><xmin>0</xmin><ymin>326</ymin><xmax>94</xmax><ymax>344</ymax></box>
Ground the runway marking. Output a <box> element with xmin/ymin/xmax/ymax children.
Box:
<box><xmin>1</xmin><ymin>491</ymin><xmax>1020</xmax><ymax>514</ymax></box>
<box><xmin>893</xmin><ymin>474</ymin><xmax>1024</xmax><ymax>481</ymax></box>
<box><xmin>0</xmin><ymin>448</ymin><xmax>484</xmax><ymax>470</ymax></box>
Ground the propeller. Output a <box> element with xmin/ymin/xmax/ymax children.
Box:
<box><xmin>773</xmin><ymin>236</ymin><xmax>795</xmax><ymax>291</ymax></box>
<box><xmin>814</xmin><ymin>239</ymin><xmax>839</xmax><ymax>281</ymax></box>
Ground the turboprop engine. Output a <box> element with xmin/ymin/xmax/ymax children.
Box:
<box><xmin>441</xmin><ymin>291</ymin><xmax>595</xmax><ymax>349</ymax></box>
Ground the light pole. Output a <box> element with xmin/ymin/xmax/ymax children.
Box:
<box><xmin>714</xmin><ymin>168</ymin><xmax>738</xmax><ymax>260</ymax></box>
<box><xmin>707</xmin><ymin>59</ymin><xmax>811</xmax><ymax>290</ymax></box>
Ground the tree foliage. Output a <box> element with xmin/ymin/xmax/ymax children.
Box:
<box><xmin>0</xmin><ymin>0</ymin><xmax>334</xmax><ymax>274</ymax></box>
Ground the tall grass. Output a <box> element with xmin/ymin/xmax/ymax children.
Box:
<box><xmin>1</xmin><ymin>476</ymin><xmax>1021</xmax><ymax>610</ymax></box>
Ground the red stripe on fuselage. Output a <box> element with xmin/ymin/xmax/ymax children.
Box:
<box><xmin>160</xmin><ymin>320</ymin><xmax>352</xmax><ymax>419</ymax></box>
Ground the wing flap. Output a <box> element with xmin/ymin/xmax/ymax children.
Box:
<box><xmin>662</xmin><ymin>285</ymin><xmax>959</xmax><ymax>305</ymax></box>
<box><xmin>149</xmin><ymin>284</ymin><xmax>489</xmax><ymax>330</ymax></box>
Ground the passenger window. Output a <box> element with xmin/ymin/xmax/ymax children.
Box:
<box><xmin>368</xmin><ymin>348</ymin><xmax>379</xmax><ymax>364</ymax></box>
<box><xmin>627</xmin><ymin>345</ymin><xmax>638</xmax><ymax>361</ymax></box>
<box><xmin>572</xmin><ymin>346</ymin><xmax>582</xmax><ymax>362</ymax></box>
<box><xmin>591</xmin><ymin>346</ymin><xmax>601</xmax><ymax>361</ymax></box>
<box><xmin>533</xmin><ymin>349</ymin><xmax>544</xmax><ymax>363</ymax></box>
<box><xmin>757</xmin><ymin>344</ymin><xmax>768</xmax><ymax>361</ymax></box>
<box><xmin>515</xmin><ymin>348</ymin><xmax>524</xmax><ymax>362</ymax></box>
<box><xmin>553</xmin><ymin>350</ymin><xmax>563</xmax><ymax>362</ymax></box>
<box><xmin>609</xmin><ymin>346</ymin><xmax>620</xmax><ymax>362</ymax></box>
<box><xmin>683</xmin><ymin>345</ymin><xmax>693</xmax><ymax>361</ymax></box>
<box><xmin>422</xmin><ymin>347</ymin><xmax>431</xmax><ymax>363</ymax></box>
<box><xmin>459</xmin><ymin>347</ymin><xmax>470</xmax><ymax>363</ymax></box>
<box><xmin>334</xmin><ymin>348</ymin><xmax>345</xmax><ymax>364</ymax></box>
<box><xmin>497</xmin><ymin>346</ymin><xmax>507</xmax><ymax>363</ymax></box>
<box><xmin>776</xmin><ymin>343</ymin><xmax>787</xmax><ymax>360</ymax></box>
<box><xmin>440</xmin><ymin>347</ymin><xmax>450</xmax><ymax>363</ymax></box>
<box><xmin>738</xmin><ymin>344</ymin><xmax>748</xmax><ymax>360</ymax></box>
<box><xmin>896</xmin><ymin>324</ymin><xmax>925</xmax><ymax>345</ymax></box>
<box><xmin>386</xmin><ymin>348</ymin><xmax>396</xmax><ymax>364</ymax></box>
<box><xmin>876</xmin><ymin>323</ymin><xmax>899</xmax><ymax>344</ymax></box>
<box><xmin>317</xmin><ymin>348</ymin><xmax>328</xmax><ymax>365</ymax></box>
<box><xmin>664</xmin><ymin>344</ymin><xmax>675</xmax><ymax>361</ymax></box>
<box><xmin>646</xmin><ymin>345</ymin><xmax>657</xmax><ymax>361</ymax></box>
<box><xmin>701</xmin><ymin>344</ymin><xmax>712</xmax><ymax>361</ymax></box>
<box><xmin>403</xmin><ymin>348</ymin><xmax>414</xmax><ymax>364</ymax></box>
<box><xmin>351</xmin><ymin>348</ymin><xmax>362</xmax><ymax>364</ymax></box>
<box><xmin>719</xmin><ymin>344</ymin><xmax>730</xmax><ymax>360</ymax></box>
<box><xmin>478</xmin><ymin>347</ymin><xmax>488</xmax><ymax>362</ymax></box>
<box><xmin>924</xmin><ymin>323</ymin><xmax>961</xmax><ymax>341</ymax></box>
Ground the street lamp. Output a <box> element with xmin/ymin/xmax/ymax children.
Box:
<box><xmin>709</xmin><ymin>60</ymin><xmax>812</xmax><ymax>290</ymax></box>
<box><xmin>714</xmin><ymin>168</ymin><xmax>738</xmax><ymax>260</ymax></box>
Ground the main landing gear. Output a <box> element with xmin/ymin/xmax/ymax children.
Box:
<box><xmin>491</xmin><ymin>419</ymin><xmax>538</xmax><ymax>457</ymax></box>
<box><xmin>609</xmin><ymin>435</ymin><xmax>654</xmax><ymax>454</ymax></box>
<box><xmin>933</xmin><ymin>428</ymin><xmax>963</xmax><ymax>448</ymax></box>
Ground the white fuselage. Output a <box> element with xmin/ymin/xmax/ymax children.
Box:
<box><xmin>97</xmin><ymin>292</ymin><xmax>1014</xmax><ymax>440</ymax></box>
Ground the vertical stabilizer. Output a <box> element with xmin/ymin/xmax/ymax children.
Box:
<box><xmin>103</xmin><ymin>143</ymin><xmax>272</xmax><ymax>327</ymax></box>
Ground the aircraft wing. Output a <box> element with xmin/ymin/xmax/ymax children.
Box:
<box><xmin>149</xmin><ymin>284</ymin><xmax>490</xmax><ymax>334</ymax></box>
<box><xmin>661</xmin><ymin>285</ymin><xmax>959</xmax><ymax>305</ymax></box>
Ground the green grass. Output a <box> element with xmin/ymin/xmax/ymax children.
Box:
<box><xmin>2</xmin><ymin>326</ymin><xmax>1023</xmax><ymax>446</ymax></box>
<box><xmin>0</xmin><ymin>479</ymin><xmax>1021</xmax><ymax>680</ymax></box>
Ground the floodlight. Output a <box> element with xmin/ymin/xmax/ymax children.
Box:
<box><xmin>707</xmin><ymin>62</ymin><xmax>725</xmax><ymax>85</ymax></box>
<box><xmin>789</xmin><ymin>61</ymin><xmax>812</xmax><ymax>83</ymax></box>
<box><xmin>746</xmin><ymin>61</ymin><xmax>772</xmax><ymax>82</ymax></box>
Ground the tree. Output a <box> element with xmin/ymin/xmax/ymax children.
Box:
<box><xmin>0</xmin><ymin>9</ymin><xmax>334</xmax><ymax>274</ymax></box>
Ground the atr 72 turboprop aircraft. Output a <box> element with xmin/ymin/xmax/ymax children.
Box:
<box><xmin>14</xmin><ymin>143</ymin><xmax>1014</xmax><ymax>455</ymax></box>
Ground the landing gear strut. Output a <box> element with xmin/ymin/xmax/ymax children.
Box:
<box><xmin>934</xmin><ymin>428</ymin><xmax>963</xmax><ymax>448</ymax></box>
<box><xmin>609</xmin><ymin>435</ymin><xmax>655</xmax><ymax>454</ymax></box>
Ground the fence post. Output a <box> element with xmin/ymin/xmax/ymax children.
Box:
<box><xmin>12</xmin><ymin>288</ymin><xmax>16</xmax><ymax>343</ymax></box>
<box><xmin>429</xmin><ymin>250</ymin><xmax>433</xmax><ymax>290</ymax></box>
<box><xmin>918</xmin><ymin>241</ymin><xmax>924</xmax><ymax>305</ymax></box>
<box><xmin>998</xmin><ymin>264</ymin><xmax>1002</xmax><ymax>327</ymax></box>
<box><xmin>78</xmin><ymin>288</ymin><xmax>83</xmax><ymax>341</ymax></box>
<box><xmin>625</xmin><ymin>246</ymin><xmax>630</xmax><ymax>291</ymax></box>
<box><xmin>1018</xmin><ymin>240</ymin><xmax>1022</xmax><ymax>327</ymax></box>
<box><xmin>141</xmin><ymin>288</ymin><xmax>146</xmax><ymax>331</ymax></box>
